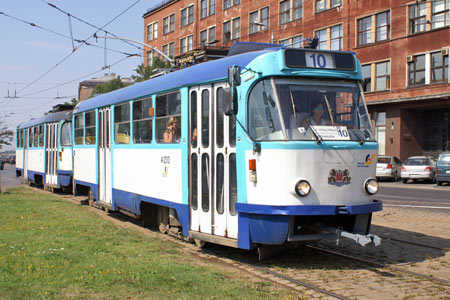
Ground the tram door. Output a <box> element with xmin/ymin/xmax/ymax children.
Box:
<box><xmin>24</xmin><ymin>128</ymin><xmax>29</xmax><ymax>179</ymax></box>
<box><xmin>189</xmin><ymin>83</ymin><xmax>238</xmax><ymax>239</ymax></box>
<box><xmin>98</xmin><ymin>107</ymin><xmax>112</xmax><ymax>205</ymax></box>
<box><xmin>45</xmin><ymin>123</ymin><xmax>58</xmax><ymax>186</ymax></box>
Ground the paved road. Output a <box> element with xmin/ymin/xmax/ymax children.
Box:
<box><xmin>378</xmin><ymin>180</ymin><xmax>450</xmax><ymax>208</ymax></box>
<box><xmin>0</xmin><ymin>163</ymin><xmax>22</xmax><ymax>191</ymax></box>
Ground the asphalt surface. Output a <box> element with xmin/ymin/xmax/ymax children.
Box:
<box><xmin>0</xmin><ymin>163</ymin><xmax>22</xmax><ymax>191</ymax></box>
<box><xmin>377</xmin><ymin>180</ymin><xmax>450</xmax><ymax>208</ymax></box>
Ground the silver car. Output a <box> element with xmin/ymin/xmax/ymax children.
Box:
<box><xmin>376</xmin><ymin>156</ymin><xmax>402</xmax><ymax>181</ymax></box>
<box><xmin>401</xmin><ymin>156</ymin><xmax>436</xmax><ymax>183</ymax></box>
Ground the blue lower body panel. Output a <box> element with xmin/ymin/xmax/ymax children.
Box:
<box><xmin>113</xmin><ymin>188</ymin><xmax>190</xmax><ymax>237</ymax></box>
<box><xmin>74</xmin><ymin>180</ymin><xmax>98</xmax><ymax>200</ymax></box>
<box><xmin>27</xmin><ymin>171</ymin><xmax>45</xmax><ymax>184</ymax></box>
<box><xmin>56</xmin><ymin>170</ymin><xmax>72</xmax><ymax>188</ymax></box>
<box><xmin>236</xmin><ymin>200</ymin><xmax>382</xmax><ymax>249</ymax></box>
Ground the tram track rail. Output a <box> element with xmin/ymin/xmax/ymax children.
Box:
<box><xmin>306</xmin><ymin>244</ymin><xmax>450</xmax><ymax>286</ymax></box>
<box><xmin>378</xmin><ymin>235</ymin><xmax>450</xmax><ymax>251</ymax></box>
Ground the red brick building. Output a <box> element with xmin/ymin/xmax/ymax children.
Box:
<box><xmin>143</xmin><ymin>0</ymin><xmax>450</xmax><ymax>160</ymax></box>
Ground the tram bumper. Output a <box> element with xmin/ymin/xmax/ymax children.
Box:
<box><xmin>236</xmin><ymin>200</ymin><xmax>382</xmax><ymax>249</ymax></box>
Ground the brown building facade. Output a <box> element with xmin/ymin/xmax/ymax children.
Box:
<box><xmin>143</xmin><ymin>0</ymin><xmax>450</xmax><ymax>160</ymax></box>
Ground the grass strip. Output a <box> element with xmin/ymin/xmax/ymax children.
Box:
<box><xmin>0</xmin><ymin>187</ymin><xmax>290</xmax><ymax>300</ymax></box>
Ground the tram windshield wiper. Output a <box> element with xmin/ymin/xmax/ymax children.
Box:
<box><xmin>309</xmin><ymin>125</ymin><xmax>323</xmax><ymax>144</ymax></box>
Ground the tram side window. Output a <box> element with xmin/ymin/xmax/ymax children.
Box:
<box><xmin>133</xmin><ymin>98</ymin><xmax>153</xmax><ymax>144</ymax></box>
<box><xmin>85</xmin><ymin>111</ymin><xmax>96</xmax><ymax>145</ymax></box>
<box><xmin>16</xmin><ymin>131</ymin><xmax>20</xmax><ymax>148</ymax></box>
<box><xmin>61</xmin><ymin>122</ymin><xmax>72</xmax><ymax>146</ymax></box>
<box><xmin>75</xmin><ymin>114</ymin><xmax>84</xmax><ymax>145</ymax></box>
<box><xmin>33</xmin><ymin>126</ymin><xmax>39</xmax><ymax>147</ymax></box>
<box><xmin>114</xmin><ymin>103</ymin><xmax>130</xmax><ymax>144</ymax></box>
<box><xmin>156</xmin><ymin>91</ymin><xmax>181</xmax><ymax>143</ymax></box>
<box><xmin>38</xmin><ymin>124</ymin><xmax>44</xmax><ymax>147</ymax></box>
<box><xmin>28</xmin><ymin>129</ymin><xmax>33</xmax><ymax>148</ymax></box>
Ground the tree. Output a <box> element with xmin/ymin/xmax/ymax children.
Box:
<box><xmin>90</xmin><ymin>76</ymin><xmax>125</xmax><ymax>97</ymax></box>
<box><xmin>132</xmin><ymin>56</ymin><xmax>171</xmax><ymax>82</ymax></box>
<box><xmin>0</xmin><ymin>122</ymin><xmax>13</xmax><ymax>150</ymax></box>
<box><xmin>64</xmin><ymin>98</ymin><xmax>78</xmax><ymax>106</ymax></box>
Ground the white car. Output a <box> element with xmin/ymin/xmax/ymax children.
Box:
<box><xmin>376</xmin><ymin>156</ymin><xmax>402</xmax><ymax>181</ymax></box>
<box><xmin>401</xmin><ymin>156</ymin><xmax>436</xmax><ymax>183</ymax></box>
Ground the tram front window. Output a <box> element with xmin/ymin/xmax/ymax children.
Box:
<box><xmin>248</xmin><ymin>78</ymin><xmax>375</xmax><ymax>142</ymax></box>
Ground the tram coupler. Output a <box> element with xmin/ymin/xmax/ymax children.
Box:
<box><xmin>315</xmin><ymin>223</ymin><xmax>381</xmax><ymax>247</ymax></box>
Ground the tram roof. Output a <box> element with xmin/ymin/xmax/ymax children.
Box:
<box><xmin>18</xmin><ymin>110</ymin><xmax>73</xmax><ymax>129</ymax></box>
<box><xmin>75</xmin><ymin>47</ymin><xmax>278</xmax><ymax>114</ymax></box>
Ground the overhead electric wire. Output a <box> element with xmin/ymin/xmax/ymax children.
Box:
<box><xmin>9</xmin><ymin>0</ymin><xmax>142</xmax><ymax>97</ymax></box>
<box><xmin>0</xmin><ymin>12</ymin><xmax>141</xmax><ymax>60</ymax></box>
<box><xmin>41</xmin><ymin>0</ymin><xmax>142</xmax><ymax>51</ymax></box>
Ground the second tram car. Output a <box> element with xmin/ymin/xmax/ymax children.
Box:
<box><xmin>18</xmin><ymin>43</ymin><xmax>382</xmax><ymax>252</ymax></box>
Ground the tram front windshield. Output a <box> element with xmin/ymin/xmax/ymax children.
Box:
<box><xmin>248</xmin><ymin>78</ymin><xmax>375</xmax><ymax>142</ymax></box>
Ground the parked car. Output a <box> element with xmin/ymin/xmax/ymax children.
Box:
<box><xmin>376</xmin><ymin>155</ymin><xmax>402</xmax><ymax>181</ymax></box>
<box><xmin>401</xmin><ymin>156</ymin><xmax>436</xmax><ymax>183</ymax></box>
<box><xmin>436</xmin><ymin>152</ymin><xmax>450</xmax><ymax>186</ymax></box>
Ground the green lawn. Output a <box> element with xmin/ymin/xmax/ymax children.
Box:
<box><xmin>0</xmin><ymin>187</ymin><xmax>291</xmax><ymax>300</ymax></box>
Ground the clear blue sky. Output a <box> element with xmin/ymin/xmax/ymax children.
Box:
<box><xmin>0</xmin><ymin>0</ymin><xmax>159</xmax><ymax>150</ymax></box>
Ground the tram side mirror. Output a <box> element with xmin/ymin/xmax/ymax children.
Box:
<box><xmin>228</xmin><ymin>66</ymin><xmax>241</xmax><ymax>87</ymax></box>
<box><xmin>223</xmin><ymin>87</ymin><xmax>238</xmax><ymax>116</ymax></box>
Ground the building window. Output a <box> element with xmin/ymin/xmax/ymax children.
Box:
<box><xmin>358</xmin><ymin>11</ymin><xmax>390</xmax><ymax>46</ymax></box>
<box><xmin>431</xmin><ymin>51</ymin><xmax>449</xmax><ymax>83</ymax></box>
<box><xmin>409</xmin><ymin>3</ymin><xmax>427</xmax><ymax>34</ymax></box>
<box><xmin>200</xmin><ymin>27</ymin><xmax>216</xmax><ymax>46</ymax></box>
<box><xmin>375</xmin><ymin>61</ymin><xmax>390</xmax><ymax>91</ymax></box>
<box><xmin>85</xmin><ymin>111</ymin><xmax>96</xmax><ymax>145</ymax></box>
<box><xmin>232</xmin><ymin>17</ymin><xmax>240</xmax><ymax>40</ymax></box>
<box><xmin>432</xmin><ymin>0</ymin><xmax>450</xmax><ymax>29</ymax></box>
<box><xmin>74</xmin><ymin>114</ymin><xmax>84</xmax><ymax>145</ymax></box>
<box><xmin>362</xmin><ymin>61</ymin><xmax>391</xmax><ymax>92</ymax></box>
<box><xmin>133</xmin><ymin>97</ymin><xmax>153</xmax><ymax>144</ymax></box>
<box><xmin>376</xmin><ymin>11</ymin><xmax>390</xmax><ymax>41</ymax></box>
<box><xmin>169</xmin><ymin>42</ymin><xmax>174</xmax><ymax>58</ymax></box>
<box><xmin>316</xmin><ymin>24</ymin><xmax>342</xmax><ymax>50</ymax></box>
<box><xmin>280</xmin><ymin>0</ymin><xmax>302</xmax><ymax>25</ymax></box>
<box><xmin>156</xmin><ymin>91</ymin><xmax>181</xmax><ymax>143</ymax></box>
<box><xmin>316</xmin><ymin>0</ymin><xmax>341</xmax><ymax>13</ymax></box>
<box><xmin>180</xmin><ymin>37</ymin><xmax>187</xmax><ymax>54</ymax></box>
<box><xmin>224</xmin><ymin>0</ymin><xmax>239</xmax><ymax>10</ymax></box>
<box><xmin>250</xmin><ymin>7</ymin><xmax>269</xmax><ymax>34</ymax></box>
<box><xmin>362</xmin><ymin>64</ymin><xmax>371</xmax><ymax>92</ymax></box>
<box><xmin>330</xmin><ymin>24</ymin><xmax>343</xmax><ymax>50</ymax></box>
<box><xmin>201</xmin><ymin>0</ymin><xmax>208</xmax><ymax>19</ymax></box>
<box><xmin>357</xmin><ymin>16</ymin><xmax>371</xmax><ymax>46</ymax></box>
<box><xmin>375</xmin><ymin>112</ymin><xmax>386</xmax><ymax>155</ymax></box>
<box><xmin>181</xmin><ymin>5</ymin><xmax>194</xmax><ymax>27</ymax></box>
<box><xmin>162</xmin><ymin>44</ymin><xmax>168</xmax><ymax>58</ymax></box>
<box><xmin>146</xmin><ymin>51</ymin><xmax>153</xmax><ymax>66</ymax></box>
<box><xmin>163</xmin><ymin>14</ymin><xmax>175</xmax><ymax>34</ymax></box>
<box><xmin>279</xmin><ymin>35</ymin><xmax>303</xmax><ymax>47</ymax></box>
<box><xmin>223</xmin><ymin>21</ymin><xmax>231</xmax><ymax>42</ymax></box>
<box><xmin>114</xmin><ymin>103</ymin><xmax>130</xmax><ymax>144</ymax></box>
<box><xmin>408</xmin><ymin>54</ymin><xmax>426</xmax><ymax>86</ymax></box>
<box><xmin>147</xmin><ymin>22</ymin><xmax>158</xmax><ymax>41</ymax></box>
<box><xmin>188</xmin><ymin>35</ymin><xmax>193</xmax><ymax>51</ymax></box>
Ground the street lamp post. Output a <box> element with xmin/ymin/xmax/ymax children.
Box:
<box><xmin>93</xmin><ymin>35</ymin><xmax>175</xmax><ymax>66</ymax></box>
<box><xmin>252</xmin><ymin>22</ymin><xmax>275</xmax><ymax>44</ymax></box>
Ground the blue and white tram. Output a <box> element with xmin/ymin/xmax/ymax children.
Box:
<box><xmin>16</xmin><ymin>107</ymin><xmax>73</xmax><ymax>191</ymax></box>
<box><xmin>71</xmin><ymin>43</ymin><xmax>381</xmax><ymax>251</ymax></box>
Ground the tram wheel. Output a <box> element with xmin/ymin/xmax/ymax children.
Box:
<box><xmin>157</xmin><ymin>206</ymin><xmax>169</xmax><ymax>234</ymax></box>
<box><xmin>88</xmin><ymin>189</ymin><xmax>94</xmax><ymax>206</ymax></box>
<box><xmin>194</xmin><ymin>239</ymin><xmax>207</xmax><ymax>248</ymax></box>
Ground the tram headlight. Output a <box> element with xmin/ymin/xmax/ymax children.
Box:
<box><xmin>295</xmin><ymin>180</ymin><xmax>311</xmax><ymax>197</ymax></box>
<box><xmin>364</xmin><ymin>178</ymin><xmax>379</xmax><ymax>195</ymax></box>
